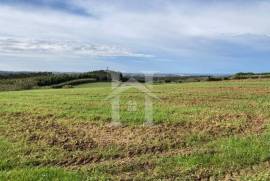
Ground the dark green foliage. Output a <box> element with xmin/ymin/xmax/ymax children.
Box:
<box><xmin>37</xmin><ymin>70</ymin><xmax>122</xmax><ymax>86</ymax></box>
<box><xmin>0</xmin><ymin>70</ymin><xmax>123</xmax><ymax>91</ymax></box>
<box><xmin>146</xmin><ymin>75</ymin><xmax>223</xmax><ymax>83</ymax></box>
<box><xmin>51</xmin><ymin>78</ymin><xmax>96</xmax><ymax>88</ymax></box>
<box><xmin>232</xmin><ymin>72</ymin><xmax>270</xmax><ymax>80</ymax></box>
<box><xmin>207</xmin><ymin>76</ymin><xmax>223</xmax><ymax>81</ymax></box>
<box><xmin>0</xmin><ymin>72</ymin><xmax>52</xmax><ymax>79</ymax></box>
<box><xmin>0</xmin><ymin>78</ymin><xmax>38</xmax><ymax>91</ymax></box>
<box><xmin>235</xmin><ymin>72</ymin><xmax>255</xmax><ymax>76</ymax></box>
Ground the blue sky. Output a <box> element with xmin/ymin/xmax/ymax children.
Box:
<box><xmin>0</xmin><ymin>0</ymin><xmax>270</xmax><ymax>73</ymax></box>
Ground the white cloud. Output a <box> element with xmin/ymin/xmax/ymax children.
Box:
<box><xmin>0</xmin><ymin>0</ymin><xmax>270</xmax><ymax>72</ymax></box>
<box><xmin>1</xmin><ymin>1</ymin><xmax>270</xmax><ymax>43</ymax></box>
<box><xmin>71</xmin><ymin>0</ymin><xmax>270</xmax><ymax>39</ymax></box>
<box><xmin>0</xmin><ymin>37</ymin><xmax>151</xmax><ymax>57</ymax></box>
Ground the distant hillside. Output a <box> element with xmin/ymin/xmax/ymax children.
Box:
<box><xmin>0</xmin><ymin>70</ymin><xmax>269</xmax><ymax>92</ymax></box>
<box><xmin>231</xmin><ymin>72</ymin><xmax>270</xmax><ymax>79</ymax></box>
<box><xmin>123</xmin><ymin>73</ymin><xmax>231</xmax><ymax>83</ymax></box>
<box><xmin>0</xmin><ymin>70</ymin><xmax>122</xmax><ymax>91</ymax></box>
<box><xmin>0</xmin><ymin>71</ymin><xmax>52</xmax><ymax>79</ymax></box>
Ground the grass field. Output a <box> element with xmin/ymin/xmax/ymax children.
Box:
<box><xmin>0</xmin><ymin>80</ymin><xmax>270</xmax><ymax>180</ymax></box>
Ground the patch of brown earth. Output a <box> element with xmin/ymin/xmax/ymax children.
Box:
<box><xmin>201</xmin><ymin>113</ymin><xmax>266</xmax><ymax>136</ymax></box>
<box><xmin>0</xmin><ymin>112</ymin><xmax>267</xmax><ymax>167</ymax></box>
<box><xmin>1</xmin><ymin>112</ymin><xmax>96</xmax><ymax>151</ymax></box>
<box><xmin>75</xmin><ymin>113</ymin><xmax>266</xmax><ymax>147</ymax></box>
<box><xmin>221</xmin><ymin>161</ymin><xmax>270</xmax><ymax>180</ymax></box>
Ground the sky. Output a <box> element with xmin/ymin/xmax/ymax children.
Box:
<box><xmin>0</xmin><ymin>0</ymin><xmax>270</xmax><ymax>73</ymax></box>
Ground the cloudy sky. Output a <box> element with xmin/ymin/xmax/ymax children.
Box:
<box><xmin>0</xmin><ymin>0</ymin><xmax>270</xmax><ymax>73</ymax></box>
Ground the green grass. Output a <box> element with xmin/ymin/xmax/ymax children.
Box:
<box><xmin>0</xmin><ymin>79</ymin><xmax>270</xmax><ymax>180</ymax></box>
<box><xmin>158</xmin><ymin>133</ymin><xmax>270</xmax><ymax>176</ymax></box>
<box><xmin>0</xmin><ymin>168</ymin><xmax>90</xmax><ymax>181</ymax></box>
<box><xmin>74</xmin><ymin>82</ymin><xmax>111</xmax><ymax>88</ymax></box>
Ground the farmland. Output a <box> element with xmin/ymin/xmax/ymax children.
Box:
<box><xmin>0</xmin><ymin>79</ymin><xmax>270</xmax><ymax>180</ymax></box>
